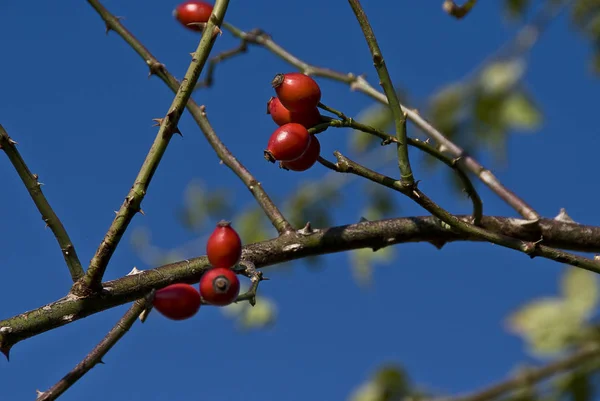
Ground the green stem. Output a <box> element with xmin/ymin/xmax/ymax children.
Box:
<box><xmin>347</xmin><ymin>0</ymin><xmax>415</xmax><ymax>186</ymax></box>
<box><xmin>331</xmin><ymin>152</ymin><xmax>600</xmax><ymax>274</ymax></box>
<box><xmin>0</xmin><ymin>125</ymin><xmax>84</xmax><ymax>282</ymax></box>
<box><xmin>80</xmin><ymin>0</ymin><xmax>231</xmax><ymax>293</ymax></box>
<box><xmin>36</xmin><ymin>294</ymin><xmax>152</xmax><ymax>401</ymax></box>
<box><xmin>87</xmin><ymin>0</ymin><xmax>293</xmax><ymax>236</ymax></box>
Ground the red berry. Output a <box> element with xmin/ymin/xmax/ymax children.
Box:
<box><xmin>206</xmin><ymin>220</ymin><xmax>242</xmax><ymax>269</ymax></box>
<box><xmin>173</xmin><ymin>1</ymin><xmax>213</xmax><ymax>32</ymax></box>
<box><xmin>267</xmin><ymin>97</ymin><xmax>322</xmax><ymax>129</ymax></box>
<box><xmin>199</xmin><ymin>268</ymin><xmax>240</xmax><ymax>306</ymax></box>
<box><xmin>264</xmin><ymin>123</ymin><xmax>312</xmax><ymax>163</ymax></box>
<box><xmin>281</xmin><ymin>134</ymin><xmax>321</xmax><ymax>171</ymax></box>
<box><xmin>152</xmin><ymin>283</ymin><xmax>201</xmax><ymax>320</ymax></box>
<box><xmin>271</xmin><ymin>73</ymin><xmax>322</xmax><ymax>112</ymax></box>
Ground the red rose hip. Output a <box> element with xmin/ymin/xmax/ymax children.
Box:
<box><xmin>267</xmin><ymin>97</ymin><xmax>322</xmax><ymax>128</ymax></box>
<box><xmin>206</xmin><ymin>220</ymin><xmax>242</xmax><ymax>269</ymax></box>
<box><xmin>281</xmin><ymin>134</ymin><xmax>321</xmax><ymax>171</ymax></box>
<box><xmin>152</xmin><ymin>283</ymin><xmax>201</xmax><ymax>320</ymax></box>
<box><xmin>271</xmin><ymin>73</ymin><xmax>322</xmax><ymax>112</ymax></box>
<box><xmin>173</xmin><ymin>1</ymin><xmax>213</xmax><ymax>32</ymax></box>
<box><xmin>264</xmin><ymin>123</ymin><xmax>312</xmax><ymax>163</ymax></box>
<box><xmin>199</xmin><ymin>267</ymin><xmax>241</xmax><ymax>306</ymax></box>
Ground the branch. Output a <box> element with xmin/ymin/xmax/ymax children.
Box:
<box><xmin>347</xmin><ymin>0</ymin><xmax>415</xmax><ymax>186</ymax></box>
<box><xmin>79</xmin><ymin>0</ymin><xmax>231</xmax><ymax>293</ymax></box>
<box><xmin>217</xmin><ymin>23</ymin><xmax>540</xmax><ymax>221</ymax></box>
<box><xmin>329</xmin><ymin>152</ymin><xmax>600</xmax><ymax>273</ymax></box>
<box><xmin>447</xmin><ymin>343</ymin><xmax>600</xmax><ymax>401</ymax></box>
<box><xmin>443</xmin><ymin>0</ymin><xmax>478</xmax><ymax>19</ymax></box>
<box><xmin>315</xmin><ymin>106</ymin><xmax>483</xmax><ymax>225</ymax></box>
<box><xmin>0</xmin><ymin>125</ymin><xmax>84</xmax><ymax>282</ymax></box>
<box><xmin>36</xmin><ymin>293</ymin><xmax>153</xmax><ymax>401</ymax></box>
<box><xmin>2</xmin><ymin>215</ymin><xmax>600</xmax><ymax>355</ymax></box>
<box><xmin>87</xmin><ymin>0</ymin><xmax>293</xmax><ymax>236</ymax></box>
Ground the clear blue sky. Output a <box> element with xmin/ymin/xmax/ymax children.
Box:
<box><xmin>1</xmin><ymin>1</ymin><xmax>599</xmax><ymax>400</ymax></box>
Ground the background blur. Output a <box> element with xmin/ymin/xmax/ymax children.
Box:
<box><xmin>1</xmin><ymin>1</ymin><xmax>600</xmax><ymax>400</ymax></box>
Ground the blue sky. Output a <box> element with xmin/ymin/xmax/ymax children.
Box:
<box><xmin>1</xmin><ymin>1</ymin><xmax>599</xmax><ymax>400</ymax></box>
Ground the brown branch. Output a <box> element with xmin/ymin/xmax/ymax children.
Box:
<box><xmin>218</xmin><ymin>23</ymin><xmax>540</xmax><ymax>221</ymax></box>
<box><xmin>447</xmin><ymin>343</ymin><xmax>600</xmax><ymax>401</ymax></box>
<box><xmin>1</xmin><ymin>215</ymin><xmax>600</xmax><ymax>356</ymax></box>
<box><xmin>328</xmin><ymin>151</ymin><xmax>600</xmax><ymax>273</ymax></box>
<box><xmin>36</xmin><ymin>294</ymin><xmax>153</xmax><ymax>401</ymax></box>
<box><xmin>0</xmin><ymin>125</ymin><xmax>84</xmax><ymax>282</ymax></box>
<box><xmin>87</xmin><ymin>0</ymin><xmax>293</xmax><ymax>236</ymax></box>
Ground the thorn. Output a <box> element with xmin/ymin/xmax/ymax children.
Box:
<box><xmin>8</xmin><ymin>138</ymin><xmax>17</xmax><ymax>145</ymax></box>
<box><xmin>97</xmin><ymin>359</ymin><xmax>106</xmax><ymax>365</ymax></box>
<box><xmin>139</xmin><ymin>209</ymin><xmax>145</xmax><ymax>216</ymax></box>
<box><xmin>152</xmin><ymin>118</ymin><xmax>163</xmax><ymax>127</ymax></box>
<box><xmin>148</xmin><ymin>61</ymin><xmax>166</xmax><ymax>78</ymax></box>
<box><xmin>554</xmin><ymin>208</ymin><xmax>576</xmax><ymax>223</ymax></box>
<box><xmin>429</xmin><ymin>240</ymin><xmax>447</xmax><ymax>250</ymax></box>
<box><xmin>127</xmin><ymin>266</ymin><xmax>143</xmax><ymax>276</ymax></box>
<box><xmin>1</xmin><ymin>345</ymin><xmax>11</xmax><ymax>361</ymax></box>
<box><xmin>358</xmin><ymin>216</ymin><xmax>369</xmax><ymax>223</ymax></box>
<box><xmin>36</xmin><ymin>390</ymin><xmax>45</xmax><ymax>397</ymax></box>
<box><xmin>114</xmin><ymin>211</ymin><xmax>118</xmax><ymax>215</ymax></box>
<box><xmin>173</xmin><ymin>127</ymin><xmax>183</xmax><ymax>137</ymax></box>
<box><xmin>298</xmin><ymin>222</ymin><xmax>313</xmax><ymax>235</ymax></box>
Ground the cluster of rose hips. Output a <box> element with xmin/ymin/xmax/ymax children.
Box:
<box><xmin>152</xmin><ymin>221</ymin><xmax>243</xmax><ymax>320</ymax></box>
<box><xmin>264</xmin><ymin>73</ymin><xmax>323</xmax><ymax>172</ymax></box>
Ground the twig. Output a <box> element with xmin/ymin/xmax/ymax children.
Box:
<box><xmin>0</xmin><ymin>125</ymin><xmax>84</xmax><ymax>282</ymax></box>
<box><xmin>447</xmin><ymin>343</ymin><xmax>600</xmax><ymax>401</ymax></box>
<box><xmin>35</xmin><ymin>293</ymin><xmax>154</xmax><ymax>401</ymax></box>
<box><xmin>2</xmin><ymin>214</ymin><xmax>600</xmax><ymax>353</ymax></box>
<box><xmin>329</xmin><ymin>151</ymin><xmax>600</xmax><ymax>274</ymax></box>
<box><xmin>316</xmin><ymin>106</ymin><xmax>483</xmax><ymax>225</ymax></box>
<box><xmin>195</xmin><ymin>40</ymin><xmax>249</xmax><ymax>89</ymax></box>
<box><xmin>79</xmin><ymin>0</ymin><xmax>231</xmax><ymax>293</ymax></box>
<box><xmin>234</xmin><ymin>260</ymin><xmax>265</xmax><ymax>306</ymax></box>
<box><xmin>87</xmin><ymin>0</ymin><xmax>293</xmax><ymax>236</ymax></box>
<box><xmin>347</xmin><ymin>0</ymin><xmax>414</xmax><ymax>187</ymax></box>
<box><xmin>217</xmin><ymin>23</ymin><xmax>540</xmax><ymax>220</ymax></box>
<box><xmin>443</xmin><ymin>0</ymin><xmax>478</xmax><ymax>19</ymax></box>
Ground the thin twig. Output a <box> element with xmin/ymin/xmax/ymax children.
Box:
<box><xmin>447</xmin><ymin>343</ymin><xmax>600</xmax><ymax>401</ymax></box>
<box><xmin>347</xmin><ymin>0</ymin><xmax>414</xmax><ymax>187</ymax></box>
<box><xmin>329</xmin><ymin>151</ymin><xmax>600</xmax><ymax>274</ymax></box>
<box><xmin>443</xmin><ymin>0</ymin><xmax>478</xmax><ymax>19</ymax></box>
<box><xmin>0</xmin><ymin>125</ymin><xmax>84</xmax><ymax>282</ymax></box>
<box><xmin>316</xmin><ymin>106</ymin><xmax>483</xmax><ymax>225</ymax></box>
<box><xmin>218</xmin><ymin>23</ymin><xmax>540</xmax><ymax>220</ymax></box>
<box><xmin>36</xmin><ymin>293</ymin><xmax>153</xmax><ymax>401</ymax></box>
<box><xmin>79</xmin><ymin>0</ymin><xmax>231</xmax><ymax>293</ymax></box>
<box><xmin>195</xmin><ymin>40</ymin><xmax>249</xmax><ymax>89</ymax></box>
<box><xmin>87</xmin><ymin>0</ymin><xmax>293</xmax><ymax>236</ymax></box>
<box><xmin>2</xmin><ymin>214</ymin><xmax>600</xmax><ymax>353</ymax></box>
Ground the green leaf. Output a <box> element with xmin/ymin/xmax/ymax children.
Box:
<box><xmin>507</xmin><ymin>298</ymin><xmax>584</xmax><ymax>356</ymax></box>
<box><xmin>373</xmin><ymin>364</ymin><xmax>410</xmax><ymax>400</ymax></box>
<box><xmin>561</xmin><ymin>266</ymin><xmax>599</xmax><ymax>320</ymax></box>
<box><xmin>349</xmin><ymin>382</ymin><xmax>384</xmax><ymax>401</ymax></box>
<box><xmin>500</xmin><ymin>90</ymin><xmax>542</xmax><ymax>131</ymax></box>
<box><xmin>479</xmin><ymin>59</ymin><xmax>526</xmax><ymax>95</ymax></box>
<box><xmin>235</xmin><ymin>207</ymin><xmax>270</xmax><ymax>244</ymax></box>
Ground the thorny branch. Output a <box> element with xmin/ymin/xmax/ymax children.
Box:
<box><xmin>86</xmin><ymin>0</ymin><xmax>293</xmax><ymax>236</ymax></box>
<box><xmin>209</xmin><ymin>22</ymin><xmax>540</xmax><ymax>220</ymax></box>
<box><xmin>2</xmin><ymin>214</ymin><xmax>600</xmax><ymax>356</ymax></box>
<box><xmin>0</xmin><ymin>125</ymin><xmax>84</xmax><ymax>282</ymax></box>
<box><xmin>35</xmin><ymin>294</ymin><xmax>154</xmax><ymax>401</ymax></box>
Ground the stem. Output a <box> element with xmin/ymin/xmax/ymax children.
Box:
<box><xmin>0</xmin><ymin>125</ymin><xmax>84</xmax><ymax>282</ymax></box>
<box><xmin>2</xmin><ymin>215</ymin><xmax>600</xmax><ymax>353</ymax></box>
<box><xmin>36</xmin><ymin>294</ymin><xmax>152</xmax><ymax>401</ymax></box>
<box><xmin>219</xmin><ymin>23</ymin><xmax>540</xmax><ymax>220</ymax></box>
<box><xmin>347</xmin><ymin>0</ymin><xmax>414</xmax><ymax>187</ymax></box>
<box><xmin>331</xmin><ymin>152</ymin><xmax>600</xmax><ymax>274</ymax></box>
<box><xmin>80</xmin><ymin>0</ymin><xmax>231</xmax><ymax>292</ymax></box>
<box><xmin>448</xmin><ymin>343</ymin><xmax>600</xmax><ymax>401</ymax></box>
<box><xmin>317</xmin><ymin>105</ymin><xmax>483</xmax><ymax>224</ymax></box>
<box><xmin>87</xmin><ymin>0</ymin><xmax>293</xmax><ymax>235</ymax></box>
